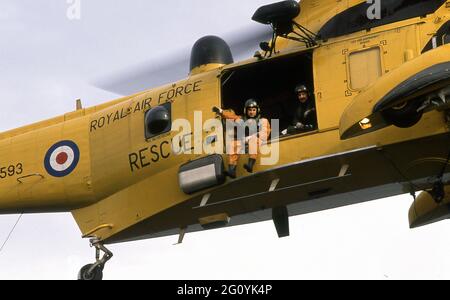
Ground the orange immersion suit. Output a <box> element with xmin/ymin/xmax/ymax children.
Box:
<box><xmin>221</xmin><ymin>110</ymin><xmax>271</xmax><ymax>166</ymax></box>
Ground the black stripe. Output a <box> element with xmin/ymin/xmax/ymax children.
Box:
<box><xmin>318</xmin><ymin>0</ymin><xmax>447</xmax><ymax>40</ymax></box>
<box><xmin>422</xmin><ymin>20</ymin><xmax>450</xmax><ymax>53</ymax></box>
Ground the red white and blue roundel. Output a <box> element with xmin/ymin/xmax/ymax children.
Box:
<box><xmin>44</xmin><ymin>140</ymin><xmax>80</xmax><ymax>177</ymax></box>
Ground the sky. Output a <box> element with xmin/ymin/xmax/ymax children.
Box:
<box><xmin>1</xmin><ymin>0</ymin><xmax>450</xmax><ymax>280</ymax></box>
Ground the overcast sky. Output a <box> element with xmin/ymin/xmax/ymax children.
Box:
<box><xmin>1</xmin><ymin>0</ymin><xmax>450</xmax><ymax>280</ymax></box>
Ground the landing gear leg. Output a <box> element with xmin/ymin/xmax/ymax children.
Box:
<box><xmin>429</xmin><ymin>181</ymin><xmax>445</xmax><ymax>203</ymax></box>
<box><xmin>78</xmin><ymin>238</ymin><xmax>113</xmax><ymax>281</ymax></box>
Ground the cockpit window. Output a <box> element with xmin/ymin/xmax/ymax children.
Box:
<box><xmin>318</xmin><ymin>0</ymin><xmax>447</xmax><ymax>40</ymax></box>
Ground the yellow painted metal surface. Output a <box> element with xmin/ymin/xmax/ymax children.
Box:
<box><xmin>190</xmin><ymin>63</ymin><xmax>226</xmax><ymax>76</ymax></box>
<box><xmin>72</xmin><ymin>71</ymin><xmax>222</xmax><ymax>239</ymax></box>
<box><xmin>348</xmin><ymin>47</ymin><xmax>382</xmax><ymax>90</ymax></box>
<box><xmin>0</xmin><ymin>1</ymin><xmax>449</xmax><ymax>242</ymax></box>
<box><xmin>298</xmin><ymin>0</ymin><xmax>365</xmax><ymax>35</ymax></box>
<box><xmin>0</xmin><ymin>113</ymin><xmax>93</xmax><ymax>212</ymax></box>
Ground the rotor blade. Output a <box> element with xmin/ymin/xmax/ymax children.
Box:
<box><xmin>92</xmin><ymin>53</ymin><xmax>190</xmax><ymax>96</ymax></box>
<box><xmin>91</xmin><ymin>25</ymin><xmax>272</xmax><ymax>96</ymax></box>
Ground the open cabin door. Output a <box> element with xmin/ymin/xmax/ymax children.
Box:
<box><xmin>220</xmin><ymin>50</ymin><xmax>315</xmax><ymax>139</ymax></box>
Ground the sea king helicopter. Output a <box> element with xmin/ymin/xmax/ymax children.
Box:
<box><xmin>1</xmin><ymin>0</ymin><xmax>450</xmax><ymax>280</ymax></box>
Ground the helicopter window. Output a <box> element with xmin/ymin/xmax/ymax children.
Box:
<box><xmin>318</xmin><ymin>0</ymin><xmax>447</xmax><ymax>40</ymax></box>
<box><xmin>348</xmin><ymin>47</ymin><xmax>382</xmax><ymax>91</ymax></box>
<box><xmin>220</xmin><ymin>51</ymin><xmax>316</xmax><ymax>137</ymax></box>
<box><xmin>144</xmin><ymin>102</ymin><xmax>172</xmax><ymax>139</ymax></box>
<box><xmin>443</xmin><ymin>34</ymin><xmax>450</xmax><ymax>45</ymax></box>
<box><xmin>422</xmin><ymin>21</ymin><xmax>450</xmax><ymax>53</ymax></box>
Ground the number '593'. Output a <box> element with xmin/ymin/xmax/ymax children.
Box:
<box><xmin>0</xmin><ymin>163</ymin><xmax>23</xmax><ymax>179</ymax></box>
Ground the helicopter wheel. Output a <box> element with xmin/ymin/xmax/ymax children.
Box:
<box><xmin>77</xmin><ymin>238</ymin><xmax>113</xmax><ymax>280</ymax></box>
<box><xmin>78</xmin><ymin>264</ymin><xmax>103</xmax><ymax>281</ymax></box>
<box><xmin>381</xmin><ymin>100</ymin><xmax>423</xmax><ymax>128</ymax></box>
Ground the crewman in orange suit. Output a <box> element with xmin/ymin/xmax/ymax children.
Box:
<box><xmin>213</xmin><ymin>99</ymin><xmax>271</xmax><ymax>178</ymax></box>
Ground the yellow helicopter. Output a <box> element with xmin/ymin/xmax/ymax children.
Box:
<box><xmin>2</xmin><ymin>0</ymin><xmax>450</xmax><ymax>280</ymax></box>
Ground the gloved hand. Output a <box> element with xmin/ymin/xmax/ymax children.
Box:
<box><xmin>304</xmin><ymin>108</ymin><xmax>315</xmax><ymax>117</ymax></box>
<box><xmin>245</xmin><ymin>134</ymin><xmax>256</xmax><ymax>143</ymax></box>
<box><xmin>295</xmin><ymin>122</ymin><xmax>305</xmax><ymax>129</ymax></box>
<box><xmin>212</xmin><ymin>106</ymin><xmax>223</xmax><ymax>114</ymax></box>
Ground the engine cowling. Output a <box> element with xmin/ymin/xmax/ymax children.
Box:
<box><xmin>189</xmin><ymin>35</ymin><xmax>233</xmax><ymax>76</ymax></box>
<box><xmin>408</xmin><ymin>186</ymin><xmax>450</xmax><ymax>229</ymax></box>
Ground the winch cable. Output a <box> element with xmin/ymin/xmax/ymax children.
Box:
<box><xmin>0</xmin><ymin>214</ymin><xmax>23</xmax><ymax>254</ymax></box>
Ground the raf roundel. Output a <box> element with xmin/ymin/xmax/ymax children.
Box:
<box><xmin>44</xmin><ymin>141</ymin><xmax>80</xmax><ymax>177</ymax></box>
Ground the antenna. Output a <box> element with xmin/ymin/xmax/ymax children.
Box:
<box><xmin>76</xmin><ymin>99</ymin><xmax>83</xmax><ymax>110</ymax></box>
